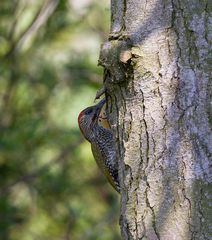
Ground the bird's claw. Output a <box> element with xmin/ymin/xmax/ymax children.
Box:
<box><xmin>94</xmin><ymin>86</ymin><xmax>106</xmax><ymax>102</ymax></box>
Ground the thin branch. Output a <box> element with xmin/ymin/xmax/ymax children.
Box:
<box><xmin>4</xmin><ymin>0</ymin><xmax>59</xmax><ymax>59</ymax></box>
<box><xmin>7</xmin><ymin>0</ymin><xmax>24</xmax><ymax>41</ymax></box>
<box><xmin>17</xmin><ymin>0</ymin><xmax>59</xmax><ymax>49</ymax></box>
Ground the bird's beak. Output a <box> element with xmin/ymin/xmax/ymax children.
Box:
<box><xmin>95</xmin><ymin>98</ymin><xmax>106</xmax><ymax>116</ymax></box>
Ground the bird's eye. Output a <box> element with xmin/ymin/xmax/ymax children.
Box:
<box><xmin>85</xmin><ymin>109</ymin><xmax>92</xmax><ymax>115</ymax></box>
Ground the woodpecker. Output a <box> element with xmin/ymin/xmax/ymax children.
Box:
<box><xmin>78</xmin><ymin>99</ymin><xmax>120</xmax><ymax>192</ymax></box>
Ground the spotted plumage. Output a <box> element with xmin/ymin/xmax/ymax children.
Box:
<box><xmin>78</xmin><ymin>99</ymin><xmax>120</xmax><ymax>192</ymax></box>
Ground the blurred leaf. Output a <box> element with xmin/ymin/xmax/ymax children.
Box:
<box><xmin>0</xmin><ymin>0</ymin><xmax>121</xmax><ymax>239</ymax></box>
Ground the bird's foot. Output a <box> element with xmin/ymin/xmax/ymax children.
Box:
<box><xmin>94</xmin><ymin>86</ymin><xmax>106</xmax><ymax>102</ymax></box>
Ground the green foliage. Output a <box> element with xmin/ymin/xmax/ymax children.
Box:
<box><xmin>0</xmin><ymin>0</ymin><xmax>120</xmax><ymax>239</ymax></box>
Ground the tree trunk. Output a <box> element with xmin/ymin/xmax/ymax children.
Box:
<box><xmin>99</xmin><ymin>0</ymin><xmax>212</xmax><ymax>239</ymax></box>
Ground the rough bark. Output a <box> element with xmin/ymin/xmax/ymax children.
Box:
<box><xmin>99</xmin><ymin>0</ymin><xmax>212</xmax><ymax>239</ymax></box>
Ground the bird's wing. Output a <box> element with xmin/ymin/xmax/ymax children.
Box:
<box><xmin>91</xmin><ymin>139</ymin><xmax>119</xmax><ymax>192</ymax></box>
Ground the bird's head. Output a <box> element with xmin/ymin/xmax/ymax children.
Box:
<box><xmin>78</xmin><ymin>98</ymin><xmax>106</xmax><ymax>141</ymax></box>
